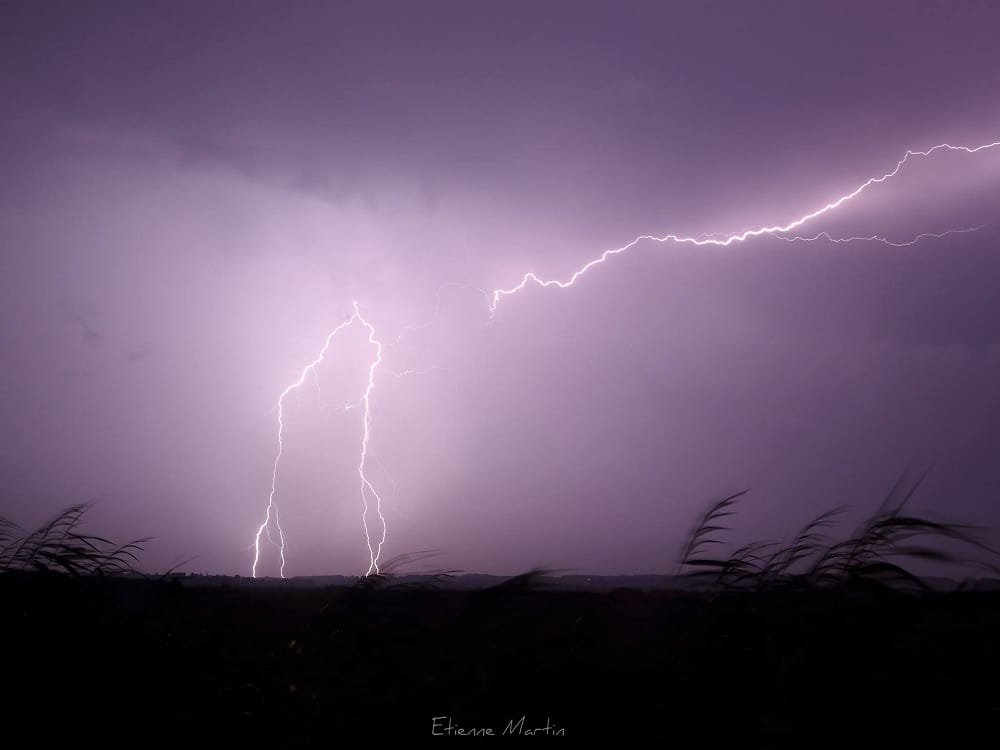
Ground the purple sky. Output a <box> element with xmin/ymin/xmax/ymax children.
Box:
<box><xmin>2</xmin><ymin>1</ymin><xmax>1000</xmax><ymax>576</ymax></box>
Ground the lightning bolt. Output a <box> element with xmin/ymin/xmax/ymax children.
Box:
<box><xmin>776</xmin><ymin>226</ymin><xmax>983</xmax><ymax>247</ymax></box>
<box><xmin>254</xmin><ymin>137</ymin><xmax>999</xmax><ymax>578</ymax></box>
<box><xmin>386</xmin><ymin>365</ymin><xmax>441</xmax><ymax>379</ymax></box>
<box><xmin>355</xmin><ymin>311</ymin><xmax>386</xmax><ymax>576</ymax></box>
<box><xmin>488</xmin><ymin>140</ymin><xmax>1000</xmax><ymax>312</ymax></box>
<box><xmin>252</xmin><ymin>301</ymin><xmax>386</xmax><ymax>578</ymax></box>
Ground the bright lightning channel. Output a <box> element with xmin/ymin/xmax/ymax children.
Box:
<box><xmin>776</xmin><ymin>226</ymin><xmax>982</xmax><ymax>247</ymax></box>
<box><xmin>252</xmin><ymin>301</ymin><xmax>386</xmax><ymax>578</ymax></box>
<box><xmin>489</xmin><ymin>140</ymin><xmax>999</xmax><ymax>312</ymax></box>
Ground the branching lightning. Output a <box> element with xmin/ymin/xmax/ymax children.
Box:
<box><xmin>355</xmin><ymin>311</ymin><xmax>386</xmax><ymax>576</ymax></box>
<box><xmin>488</xmin><ymin>140</ymin><xmax>999</xmax><ymax>312</ymax></box>
<box><xmin>253</xmin><ymin>137</ymin><xmax>999</xmax><ymax>578</ymax></box>
<box><xmin>252</xmin><ymin>301</ymin><xmax>386</xmax><ymax>578</ymax></box>
<box><xmin>775</xmin><ymin>226</ymin><xmax>983</xmax><ymax>247</ymax></box>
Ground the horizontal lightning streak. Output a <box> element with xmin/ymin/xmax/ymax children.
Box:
<box><xmin>777</xmin><ymin>226</ymin><xmax>983</xmax><ymax>247</ymax></box>
<box><xmin>489</xmin><ymin>140</ymin><xmax>1000</xmax><ymax>311</ymax></box>
<box><xmin>386</xmin><ymin>365</ymin><xmax>441</xmax><ymax>379</ymax></box>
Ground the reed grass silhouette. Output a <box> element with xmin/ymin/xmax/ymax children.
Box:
<box><xmin>678</xmin><ymin>471</ymin><xmax>1000</xmax><ymax>592</ymax></box>
<box><xmin>0</xmin><ymin>502</ymin><xmax>147</xmax><ymax>575</ymax></box>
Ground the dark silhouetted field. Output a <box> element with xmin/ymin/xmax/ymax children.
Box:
<box><xmin>5</xmin><ymin>570</ymin><xmax>1000</xmax><ymax>745</ymax></box>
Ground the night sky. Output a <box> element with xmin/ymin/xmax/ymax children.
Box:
<box><xmin>2</xmin><ymin>1</ymin><xmax>1000</xmax><ymax>577</ymax></box>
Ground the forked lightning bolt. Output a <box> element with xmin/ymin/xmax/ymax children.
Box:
<box><xmin>252</xmin><ymin>301</ymin><xmax>386</xmax><ymax>578</ymax></box>
<box><xmin>253</xmin><ymin>137</ymin><xmax>999</xmax><ymax>578</ymax></box>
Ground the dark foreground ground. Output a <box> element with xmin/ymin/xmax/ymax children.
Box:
<box><xmin>4</xmin><ymin>572</ymin><xmax>1000</xmax><ymax>746</ymax></box>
